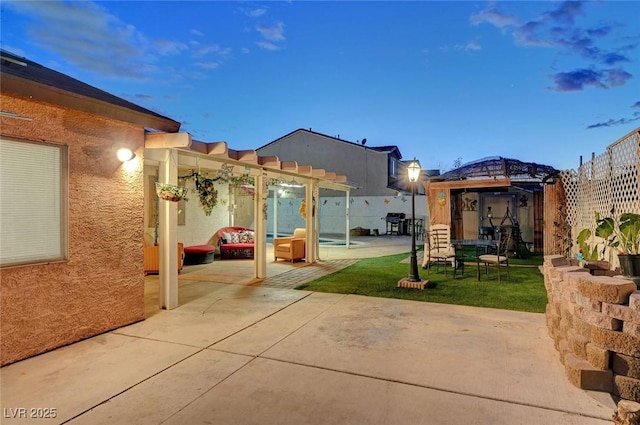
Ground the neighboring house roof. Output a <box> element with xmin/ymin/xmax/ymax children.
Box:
<box><xmin>0</xmin><ymin>50</ymin><xmax>180</xmax><ymax>132</ymax></box>
<box><xmin>258</xmin><ymin>128</ymin><xmax>404</xmax><ymax>159</ymax></box>
<box><xmin>433</xmin><ymin>156</ymin><xmax>557</xmax><ymax>183</ymax></box>
<box><xmin>369</xmin><ymin>145</ymin><xmax>402</xmax><ymax>158</ymax></box>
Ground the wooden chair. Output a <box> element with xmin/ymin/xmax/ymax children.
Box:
<box><xmin>476</xmin><ymin>230</ymin><xmax>511</xmax><ymax>283</ymax></box>
<box><xmin>422</xmin><ymin>224</ymin><xmax>456</xmax><ymax>275</ymax></box>
<box><xmin>143</xmin><ymin>233</ymin><xmax>184</xmax><ymax>275</ymax></box>
<box><xmin>274</xmin><ymin>228</ymin><xmax>306</xmax><ymax>262</ymax></box>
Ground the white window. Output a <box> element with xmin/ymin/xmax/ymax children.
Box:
<box><xmin>0</xmin><ymin>137</ymin><xmax>68</xmax><ymax>267</ymax></box>
<box><xmin>389</xmin><ymin>158</ymin><xmax>397</xmax><ymax>177</ymax></box>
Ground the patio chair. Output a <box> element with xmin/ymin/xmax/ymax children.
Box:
<box><xmin>143</xmin><ymin>232</ymin><xmax>184</xmax><ymax>275</ymax></box>
<box><xmin>476</xmin><ymin>230</ymin><xmax>511</xmax><ymax>283</ymax></box>
<box><xmin>422</xmin><ymin>224</ymin><xmax>456</xmax><ymax>275</ymax></box>
<box><xmin>274</xmin><ymin>228</ymin><xmax>306</xmax><ymax>262</ymax></box>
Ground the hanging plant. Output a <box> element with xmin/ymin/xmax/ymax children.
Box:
<box><xmin>155</xmin><ymin>182</ymin><xmax>189</xmax><ymax>202</ymax></box>
<box><xmin>299</xmin><ymin>200</ymin><xmax>307</xmax><ymax>220</ymax></box>
<box><xmin>178</xmin><ymin>170</ymin><xmax>223</xmax><ymax>216</ymax></box>
<box><xmin>230</xmin><ymin>174</ymin><xmax>255</xmax><ymax>198</ymax></box>
<box><xmin>193</xmin><ymin>173</ymin><xmax>218</xmax><ymax>216</ymax></box>
<box><xmin>240</xmin><ymin>184</ymin><xmax>255</xmax><ymax>197</ymax></box>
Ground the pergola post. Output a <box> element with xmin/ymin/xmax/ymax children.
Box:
<box><xmin>304</xmin><ymin>179</ymin><xmax>314</xmax><ymax>263</ymax></box>
<box><xmin>254</xmin><ymin>170</ymin><xmax>267</xmax><ymax>279</ymax></box>
<box><xmin>158</xmin><ymin>148</ymin><xmax>179</xmax><ymax>309</ymax></box>
<box><xmin>345</xmin><ymin>190</ymin><xmax>351</xmax><ymax>248</ymax></box>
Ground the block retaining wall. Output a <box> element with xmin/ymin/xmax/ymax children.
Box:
<box><xmin>543</xmin><ymin>255</ymin><xmax>640</xmax><ymax>423</ymax></box>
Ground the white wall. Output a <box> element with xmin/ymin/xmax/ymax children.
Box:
<box><xmin>177</xmin><ymin>178</ymin><xmax>230</xmax><ymax>246</ymax></box>
<box><xmin>144</xmin><ymin>165</ymin><xmax>231</xmax><ymax>246</ymax></box>
<box><xmin>267</xmin><ymin>194</ymin><xmax>428</xmax><ymax>236</ymax></box>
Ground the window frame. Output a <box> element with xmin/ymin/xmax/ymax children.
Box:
<box><xmin>389</xmin><ymin>157</ymin><xmax>397</xmax><ymax>178</ymax></box>
<box><xmin>0</xmin><ymin>136</ymin><xmax>69</xmax><ymax>268</ymax></box>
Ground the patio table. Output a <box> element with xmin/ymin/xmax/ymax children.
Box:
<box><xmin>450</xmin><ymin>239</ymin><xmax>498</xmax><ymax>277</ymax></box>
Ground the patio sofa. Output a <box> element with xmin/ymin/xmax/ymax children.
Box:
<box><xmin>216</xmin><ymin>226</ymin><xmax>255</xmax><ymax>259</ymax></box>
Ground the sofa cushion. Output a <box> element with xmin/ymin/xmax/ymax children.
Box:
<box><xmin>220</xmin><ymin>243</ymin><xmax>254</xmax><ymax>250</ymax></box>
<box><xmin>184</xmin><ymin>244</ymin><xmax>215</xmax><ymax>254</ymax></box>
<box><xmin>239</xmin><ymin>231</ymin><xmax>254</xmax><ymax>243</ymax></box>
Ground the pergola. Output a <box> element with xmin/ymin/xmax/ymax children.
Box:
<box><xmin>144</xmin><ymin>132</ymin><xmax>356</xmax><ymax>309</ymax></box>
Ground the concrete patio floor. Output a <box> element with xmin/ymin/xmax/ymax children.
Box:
<box><xmin>0</xmin><ymin>235</ymin><xmax>617</xmax><ymax>424</ymax></box>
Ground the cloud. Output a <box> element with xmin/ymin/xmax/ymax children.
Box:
<box><xmin>605</xmin><ymin>69</ymin><xmax>633</xmax><ymax>86</ymax></box>
<box><xmin>194</xmin><ymin>62</ymin><xmax>220</xmax><ymax>69</ymax></box>
<box><xmin>245</xmin><ymin>8</ymin><xmax>267</xmax><ymax>18</ymax></box>
<box><xmin>545</xmin><ymin>0</ymin><xmax>584</xmax><ymax>24</ymax></box>
<box><xmin>472</xmin><ymin>1</ymin><xmax>637</xmax><ymax>91</ymax></box>
<box><xmin>3</xmin><ymin>0</ymin><xmax>189</xmax><ymax>80</ymax></box>
<box><xmin>439</xmin><ymin>42</ymin><xmax>482</xmax><ymax>52</ymax></box>
<box><xmin>633</xmin><ymin>101</ymin><xmax>640</xmax><ymax>109</ymax></box>
<box><xmin>1</xmin><ymin>45</ymin><xmax>25</xmax><ymax>57</ymax></box>
<box><xmin>256</xmin><ymin>22</ymin><xmax>285</xmax><ymax>42</ymax></box>
<box><xmin>190</xmin><ymin>29</ymin><xmax>204</xmax><ymax>37</ymax></box>
<box><xmin>257</xmin><ymin>41</ymin><xmax>281</xmax><ymax>51</ymax></box>
<box><xmin>586</xmin><ymin>115</ymin><xmax>640</xmax><ymax>129</ymax></box>
<box><xmin>550</xmin><ymin>68</ymin><xmax>632</xmax><ymax>91</ymax></box>
<box><xmin>192</xmin><ymin>44</ymin><xmax>221</xmax><ymax>58</ymax></box>
<box><xmin>601</xmin><ymin>52</ymin><xmax>629</xmax><ymax>66</ymax></box>
<box><xmin>255</xmin><ymin>21</ymin><xmax>285</xmax><ymax>50</ymax></box>
<box><xmin>551</xmin><ymin>69</ymin><xmax>605</xmax><ymax>91</ymax></box>
<box><xmin>470</xmin><ymin>8</ymin><xmax>519</xmax><ymax>29</ymax></box>
<box><xmin>130</xmin><ymin>93</ymin><xmax>153</xmax><ymax>100</ymax></box>
<box><xmin>154</xmin><ymin>39</ymin><xmax>188</xmax><ymax>56</ymax></box>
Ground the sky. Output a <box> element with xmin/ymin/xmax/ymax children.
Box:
<box><xmin>1</xmin><ymin>0</ymin><xmax>639</xmax><ymax>172</ymax></box>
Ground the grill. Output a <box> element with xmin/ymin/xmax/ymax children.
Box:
<box><xmin>383</xmin><ymin>213</ymin><xmax>406</xmax><ymax>235</ymax></box>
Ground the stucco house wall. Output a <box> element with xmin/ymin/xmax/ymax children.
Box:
<box><xmin>0</xmin><ymin>94</ymin><xmax>146</xmax><ymax>366</ymax></box>
<box><xmin>258</xmin><ymin>130</ymin><xmax>399</xmax><ymax>197</ymax></box>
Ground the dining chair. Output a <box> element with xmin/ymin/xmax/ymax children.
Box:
<box><xmin>476</xmin><ymin>230</ymin><xmax>511</xmax><ymax>283</ymax></box>
<box><xmin>422</xmin><ymin>224</ymin><xmax>456</xmax><ymax>275</ymax></box>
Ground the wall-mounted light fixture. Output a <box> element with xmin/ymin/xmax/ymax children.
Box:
<box><xmin>117</xmin><ymin>148</ymin><xmax>136</xmax><ymax>162</ymax></box>
<box><xmin>486</xmin><ymin>206</ymin><xmax>493</xmax><ymax>219</ymax></box>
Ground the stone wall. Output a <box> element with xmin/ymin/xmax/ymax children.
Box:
<box><xmin>543</xmin><ymin>255</ymin><xmax>640</xmax><ymax>422</ymax></box>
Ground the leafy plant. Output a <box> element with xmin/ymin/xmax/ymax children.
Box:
<box><xmin>193</xmin><ymin>173</ymin><xmax>218</xmax><ymax>216</ymax></box>
<box><xmin>576</xmin><ymin>228</ymin><xmax>600</xmax><ymax>260</ymax></box>
<box><xmin>595</xmin><ymin>212</ymin><xmax>640</xmax><ymax>255</ymax></box>
<box><xmin>155</xmin><ymin>182</ymin><xmax>188</xmax><ymax>202</ymax></box>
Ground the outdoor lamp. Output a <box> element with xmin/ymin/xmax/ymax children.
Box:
<box><xmin>487</xmin><ymin>206</ymin><xmax>493</xmax><ymax>219</ymax></box>
<box><xmin>408</xmin><ymin>161</ymin><xmax>421</xmax><ymax>183</ymax></box>
<box><xmin>117</xmin><ymin>148</ymin><xmax>136</xmax><ymax>162</ymax></box>
<box><xmin>407</xmin><ymin>159</ymin><xmax>421</xmax><ymax>282</ymax></box>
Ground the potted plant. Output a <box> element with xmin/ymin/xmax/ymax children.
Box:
<box><xmin>595</xmin><ymin>211</ymin><xmax>640</xmax><ymax>285</ymax></box>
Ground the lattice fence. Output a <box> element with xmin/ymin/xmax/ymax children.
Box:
<box><xmin>549</xmin><ymin>128</ymin><xmax>640</xmax><ymax>262</ymax></box>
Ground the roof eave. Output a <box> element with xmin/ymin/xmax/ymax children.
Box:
<box><xmin>1</xmin><ymin>73</ymin><xmax>180</xmax><ymax>132</ymax></box>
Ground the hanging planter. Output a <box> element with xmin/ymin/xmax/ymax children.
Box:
<box><xmin>155</xmin><ymin>182</ymin><xmax>188</xmax><ymax>202</ymax></box>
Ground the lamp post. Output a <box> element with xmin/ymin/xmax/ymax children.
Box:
<box><xmin>407</xmin><ymin>159</ymin><xmax>421</xmax><ymax>281</ymax></box>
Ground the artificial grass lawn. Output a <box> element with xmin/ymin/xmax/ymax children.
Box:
<box><xmin>297</xmin><ymin>251</ymin><xmax>547</xmax><ymax>313</ymax></box>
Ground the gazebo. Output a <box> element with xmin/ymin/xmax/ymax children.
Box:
<box><xmin>424</xmin><ymin>156</ymin><xmax>557</xmax><ymax>253</ymax></box>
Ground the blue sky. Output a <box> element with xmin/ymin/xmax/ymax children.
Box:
<box><xmin>2</xmin><ymin>1</ymin><xmax>639</xmax><ymax>171</ymax></box>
